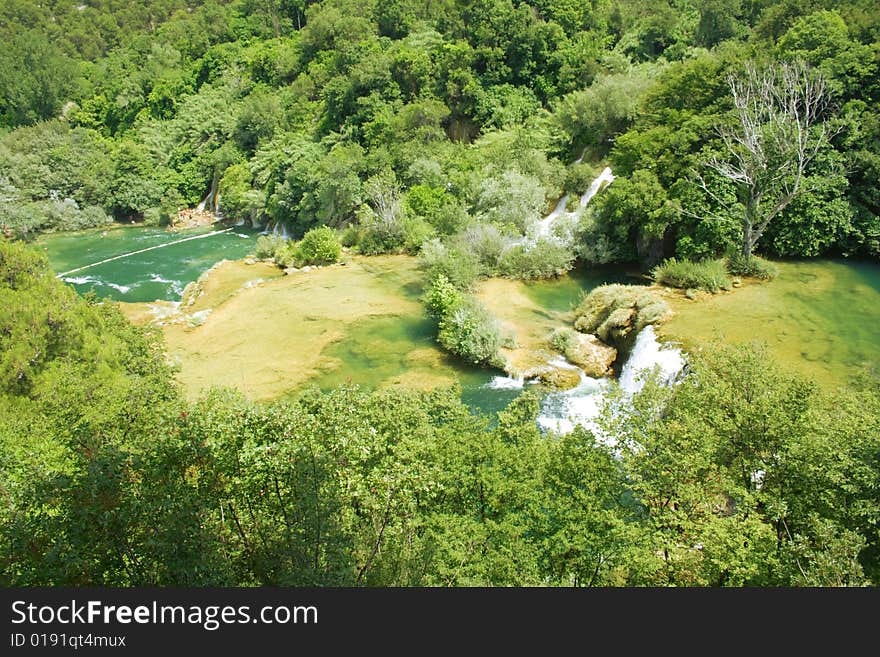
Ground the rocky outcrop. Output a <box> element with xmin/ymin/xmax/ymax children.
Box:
<box><xmin>564</xmin><ymin>332</ymin><xmax>617</xmax><ymax>377</ymax></box>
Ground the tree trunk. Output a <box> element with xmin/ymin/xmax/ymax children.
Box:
<box><xmin>742</xmin><ymin>223</ymin><xmax>753</xmax><ymax>259</ymax></box>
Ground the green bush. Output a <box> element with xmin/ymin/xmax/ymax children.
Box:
<box><xmin>298</xmin><ymin>226</ymin><xmax>341</xmax><ymax>265</ymax></box>
<box><xmin>274</xmin><ymin>241</ymin><xmax>299</xmax><ymax>268</ymax></box>
<box><xmin>497</xmin><ymin>238</ymin><xmax>576</xmax><ymax>280</ymax></box>
<box><xmin>574</xmin><ymin>284</ymin><xmax>669</xmax><ymax>350</ymax></box>
<box><xmin>424</xmin><ymin>274</ymin><xmax>464</xmax><ymax>319</ymax></box>
<box><xmin>726</xmin><ymin>253</ymin><xmax>778</xmax><ymax>280</ymax></box>
<box><xmin>419</xmin><ymin>238</ymin><xmax>483</xmax><ymax>289</ymax></box>
<box><xmin>402</xmin><ymin>216</ymin><xmax>436</xmax><ymax>254</ymax></box>
<box><xmin>438</xmin><ymin>296</ymin><xmax>505</xmax><ymax>368</ymax></box>
<box><xmin>652</xmin><ymin>257</ymin><xmax>731</xmax><ymax>293</ymax></box>
<box><xmin>254</xmin><ymin>235</ymin><xmax>285</xmax><ymax>259</ymax></box>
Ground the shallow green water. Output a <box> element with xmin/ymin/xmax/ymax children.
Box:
<box><xmin>663</xmin><ymin>259</ymin><xmax>880</xmax><ymax>386</ymax></box>
<box><xmin>38</xmin><ymin>224</ymin><xmax>880</xmax><ymax>409</ymax></box>
<box><xmin>36</xmin><ymin>225</ymin><xmax>260</xmax><ymax>302</ymax></box>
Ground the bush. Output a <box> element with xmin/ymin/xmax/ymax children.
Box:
<box><xmin>452</xmin><ymin>223</ymin><xmax>508</xmax><ymax>270</ymax></box>
<box><xmin>574</xmin><ymin>284</ymin><xmax>669</xmax><ymax>350</ymax></box>
<box><xmin>255</xmin><ymin>235</ymin><xmax>285</xmax><ymax>259</ymax></box>
<box><xmin>424</xmin><ymin>274</ymin><xmax>464</xmax><ymax>319</ymax></box>
<box><xmin>402</xmin><ymin>216</ymin><xmax>436</xmax><ymax>254</ymax></box>
<box><xmin>652</xmin><ymin>257</ymin><xmax>731</xmax><ymax>293</ymax></box>
<box><xmin>497</xmin><ymin>238</ymin><xmax>575</xmax><ymax>280</ymax></box>
<box><xmin>298</xmin><ymin>226</ymin><xmax>341</xmax><ymax>265</ymax></box>
<box><xmin>726</xmin><ymin>253</ymin><xmax>778</xmax><ymax>280</ymax></box>
<box><xmin>274</xmin><ymin>241</ymin><xmax>299</xmax><ymax>268</ymax></box>
<box><xmin>438</xmin><ymin>296</ymin><xmax>505</xmax><ymax>368</ymax></box>
<box><xmin>419</xmin><ymin>238</ymin><xmax>483</xmax><ymax>289</ymax></box>
<box><xmin>563</xmin><ymin>163</ymin><xmax>596</xmax><ymax>196</ymax></box>
<box><xmin>340</xmin><ymin>224</ymin><xmax>361</xmax><ymax>247</ymax></box>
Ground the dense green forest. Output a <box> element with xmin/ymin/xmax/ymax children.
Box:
<box><xmin>1</xmin><ymin>1</ymin><xmax>879</xmax><ymax>586</ymax></box>
<box><xmin>2</xmin><ymin>239</ymin><xmax>878</xmax><ymax>585</ymax></box>
<box><xmin>1</xmin><ymin>0</ymin><xmax>878</xmax><ymax>264</ymax></box>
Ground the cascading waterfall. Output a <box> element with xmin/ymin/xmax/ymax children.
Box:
<box><xmin>535</xmin><ymin>326</ymin><xmax>684</xmax><ymax>439</ymax></box>
<box><xmin>618</xmin><ymin>326</ymin><xmax>685</xmax><ymax>394</ymax></box>
<box><xmin>532</xmin><ymin>166</ymin><xmax>615</xmax><ymax>239</ymax></box>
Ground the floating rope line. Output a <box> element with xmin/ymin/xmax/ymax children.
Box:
<box><xmin>56</xmin><ymin>228</ymin><xmax>234</xmax><ymax>278</ymax></box>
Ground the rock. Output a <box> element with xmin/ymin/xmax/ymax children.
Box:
<box><xmin>301</xmin><ymin>265</ymin><xmax>312</xmax><ymax>272</ymax></box>
<box><xmin>537</xmin><ymin>367</ymin><xmax>582</xmax><ymax>390</ymax></box>
<box><xmin>284</xmin><ymin>267</ymin><xmax>299</xmax><ymax>275</ymax></box>
<box><xmin>732</xmin><ymin>278</ymin><xmax>742</xmax><ymax>288</ymax></box>
<box><xmin>685</xmin><ymin>288</ymin><xmax>699</xmax><ymax>300</ymax></box>
<box><xmin>564</xmin><ymin>333</ymin><xmax>617</xmax><ymax>378</ymax></box>
<box><xmin>244</xmin><ymin>257</ymin><xmax>257</xmax><ymax>265</ymax></box>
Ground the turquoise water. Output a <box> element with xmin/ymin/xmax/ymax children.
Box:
<box><xmin>36</xmin><ymin>225</ymin><xmax>260</xmax><ymax>302</ymax></box>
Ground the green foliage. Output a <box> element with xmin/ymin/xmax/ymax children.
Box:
<box><xmin>652</xmin><ymin>257</ymin><xmax>731</xmax><ymax>293</ymax></box>
<box><xmin>297</xmin><ymin>226</ymin><xmax>341</xmax><ymax>265</ymax></box>
<box><xmin>3</xmin><ymin>242</ymin><xmax>880</xmax><ymax>586</ymax></box>
<box><xmin>254</xmin><ymin>234</ymin><xmax>285</xmax><ymax>259</ymax></box>
<box><xmin>573</xmin><ymin>284</ymin><xmax>669</xmax><ymax>350</ymax></box>
<box><xmin>419</xmin><ymin>238</ymin><xmax>483</xmax><ymax>290</ymax></box>
<box><xmin>437</xmin><ymin>296</ymin><xmax>505</xmax><ymax>369</ymax></box>
<box><xmin>424</xmin><ymin>273</ymin><xmax>504</xmax><ymax>368</ymax></box>
<box><xmin>497</xmin><ymin>238</ymin><xmax>576</xmax><ymax>280</ymax></box>
<box><xmin>726</xmin><ymin>254</ymin><xmax>778</xmax><ymax>280</ymax></box>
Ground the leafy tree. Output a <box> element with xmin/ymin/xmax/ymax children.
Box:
<box><xmin>695</xmin><ymin>61</ymin><xmax>836</xmax><ymax>259</ymax></box>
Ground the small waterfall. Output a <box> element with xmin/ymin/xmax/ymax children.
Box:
<box><xmin>534</xmin><ymin>194</ymin><xmax>571</xmax><ymax>238</ymax></box>
<box><xmin>486</xmin><ymin>374</ymin><xmax>526</xmax><ymax>390</ymax></box>
<box><xmin>618</xmin><ymin>325</ymin><xmax>685</xmax><ymax>394</ymax></box>
<box><xmin>529</xmin><ymin>166</ymin><xmax>615</xmax><ymax>241</ymax></box>
<box><xmin>269</xmin><ymin>222</ymin><xmax>291</xmax><ymax>239</ymax></box>
<box><xmin>575</xmin><ymin>166</ymin><xmax>615</xmax><ymax>214</ymax></box>
<box><xmin>536</xmin><ymin>326</ymin><xmax>684</xmax><ymax>438</ymax></box>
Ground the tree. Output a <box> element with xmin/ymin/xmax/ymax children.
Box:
<box><xmin>696</xmin><ymin>61</ymin><xmax>835</xmax><ymax>259</ymax></box>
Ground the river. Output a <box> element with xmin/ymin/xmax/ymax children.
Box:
<box><xmin>35</xmin><ymin>224</ymin><xmax>880</xmax><ymax>430</ymax></box>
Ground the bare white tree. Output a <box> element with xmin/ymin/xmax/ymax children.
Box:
<box><xmin>695</xmin><ymin>61</ymin><xmax>835</xmax><ymax>258</ymax></box>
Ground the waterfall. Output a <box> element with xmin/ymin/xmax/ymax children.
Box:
<box><xmin>269</xmin><ymin>222</ymin><xmax>291</xmax><ymax>239</ymax></box>
<box><xmin>618</xmin><ymin>325</ymin><xmax>685</xmax><ymax>394</ymax></box>
<box><xmin>575</xmin><ymin>166</ymin><xmax>615</xmax><ymax>214</ymax></box>
<box><xmin>534</xmin><ymin>194</ymin><xmax>571</xmax><ymax>238</ymax></box>
<box><xmin>536</xmin><ymin>326</ymin><xmax>684</xmax><ymax>439</ymax></box>
<box><xmin>530</xmin><ymin>166</ymin><xmax>615</xmax><ymax>240</ymax></box>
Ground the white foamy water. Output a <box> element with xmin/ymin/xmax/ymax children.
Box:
<box><xmin>536</xmin><ymin>326</ymin><xmax>684</xmax><ymax>438</ymax></box>
<box><xmin>486</xmin><ymin>375</ymin><xmax>526</xmax><ymax>390</ymax></box>
<box><xmin>618</xmin><ymin>325</ymin><xmax>685</xmax><ymax>394</ymax></box>
<box><xmin>63</xmin><ymin>275</ymin><xmax>133</xmax><ymax>294</ymax></box>
<box><xmin>531</xmin><ymin>167</ymin><xmax>615</xmax><ymax>240</ymax></box>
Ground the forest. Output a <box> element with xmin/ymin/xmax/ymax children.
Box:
<box><xmin>0</xmin><ymin>0</ymin><xmax>879</xmax><ymax>586</ymax></box>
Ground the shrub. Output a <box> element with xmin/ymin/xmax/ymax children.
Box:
<box><xmin>497</xmin><ymin>238</ymin><xmax>576</xmax><ymax>280</ymax></box>
<box><xmin>255</xmin><ymin>235</ymin><xmax>285</xmax><ymax>259</ymax></box>
<box><xmin>438</xmin><ymin>296</ymin><xmax>504</xmax><ymax>368</ymax></box>
<box><xmin>274</xmin><ymin>241</ymin><xmax>299</xmax><ymax>268</ymax></box>
<box><xmin>652</xmin><ymin>257</ymin><xmax>731</xmax><ymax>293</ymax></box>
<box><xmin>726</xmin><ymin>253</ymin><xmax>778</xmax><ymax>280</ymax></box>
<box><xmin>574</xmin><ymin>284</ymin><xmax>669</xmax><ymax>350</ymax></box>
<box><xmin>402</xmin><ymin>216</ymin><xmax>436</xmax><ymax>253</ymax></box>
<box><xmin>563</xmin><ymin>162</ymin><xmax>596</xmax><ymax>196</ymax></box>
<box><xmin>298</xmin><ymin>226</ymin><xmax>341</xmax><ymax>265</ymax></box>
<box><xmin>340</xmin><ymin>224</ymin><xmax>361</xmax><ymax>247</ymax></box>
<box><xmin>419</xmin><ymin>238</ymin><xmax>483</xmax><ymax>289</ymax></box>
<box><xmin>424</xmin><ymin>274</ymin><xmax>464</xmax><ymax>319</ymax></box>
<box><xmin>452</xmin><ymin>223</ymin><xmax>509</xmax><ymax>270</ymax></box>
